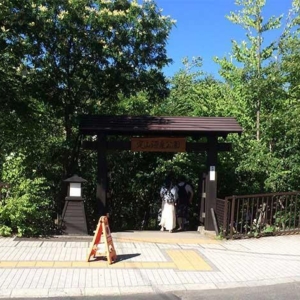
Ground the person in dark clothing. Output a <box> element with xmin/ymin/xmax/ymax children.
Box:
<box><xmin>175</xmin><ymin>175</ymin><xmax>194</xmax><ymax>231</ymax></box>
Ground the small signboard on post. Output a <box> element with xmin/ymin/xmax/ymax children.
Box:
<box><xmin>131</xmin><ymin>137</ymin><xmax>186</xmax><ymax>152</ymax></box>
<box><xmin>86</xmin><ymin>216</ymin><xmax>117</xmax><ymax>264</ymax></box>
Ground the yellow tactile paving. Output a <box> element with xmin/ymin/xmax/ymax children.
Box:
<box><xmin>0</xmin><ymin>261</ymin><xmax>18</xmax><ymax>267</ymax></box>
<box><xmin>35</xmin><ymin>262</ymin><xmax>54</xmax><ymax>267</ymax></box>
<box><xmin>158</xmin><ymin>262</ymin><xmax>176</xmax><ymax>268</ymax></box>
<box><xmin>167</xmin><ymin>250</ymin><xmax>194</xmax><ymax>270</ymax></box>
<box><xmin>184</xmin><ymin>251</ymin><xmax>212</xmax><ymax>270</ymax></box>
<box><xmin>53</xmin><ymin>262</ymin><xmax>72</xmax><ymax>267</ymax></box>
<box><xmin>72</xmin><ymin>262</ymin><xmax>90</xmax><ymax>267</ymax></box>
<box><xmin>89</xmin><ymin>261</ymin><xmax>107</xmax><ymax>267</ymax></box>
<box><xmin>109</xmin><ymin>262</ymin><xmax>125</xmax><ymax>268</ymax></box>
<box><xmin>141</xmin><ymin>262</ymin><xmax>160</xmax><ymax>268</ymax></box>
<box><xmin>166</xmin><ymin>250</ymin><xmax>212</xmax><ymax>271</ymax></box>
<box><xmin>0</xmin><ymin>250</ymin><xmax>212</xmax><ymax>271</ymax></box>
<box><xmin>16</xmin><ymin>262</ymin><xmax>36</xmax><ymax>267</ymax></box>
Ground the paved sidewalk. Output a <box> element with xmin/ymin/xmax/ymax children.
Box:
<box><xmin>1</xmin><ymin>232</ymin><xmax>300</xmax><ymax>298</ymax></box>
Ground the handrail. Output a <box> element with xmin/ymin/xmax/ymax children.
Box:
<box><xmin>225</xmin><ymin>191</ymin><xmax>300</xmax><ymax>200</ymax></box>
<box><xmin>223</xmin><ymin>191</ymin><xmax>300</xmax><ymax>239</ymax></box>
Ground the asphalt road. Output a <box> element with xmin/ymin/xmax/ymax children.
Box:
<box><xmin>5</xmin><ymin>282</ymin><xmax>300</xmax><ymax>300</ymax></box>
<box><xmin>176</xmin><ymin>282</ymin><xmax>300</xmax><ymax>300</ymax></box>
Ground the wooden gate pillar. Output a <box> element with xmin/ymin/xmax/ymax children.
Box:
<box><xmin>97</xmin><ymin>134</ymin><xmax>107</xmax><ymax>218</ymax></box>
<box><xmin>205</xmin><ymin>136</ymin><xmax>218</xmax><ymax>231</ymax></box>
<box><xmin>199</xmin><ymin>173</ymin><xmax>207</xmax><ymax>225</ymax></box>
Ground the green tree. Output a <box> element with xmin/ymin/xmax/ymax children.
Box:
<box><xmin>216</xmin><ymin>0</ymin><xmax>282</xmax><ymax>141</ymax></box>
<box><xmin>1</xmin><ymin>0</ymin><xmax>174</xmax><ymax>174</ymax></box>
<box><xmin>266</xmin><ymin>0</ymin><xmax>300</xmax><ymax>191</ymax></box>
<box><xmin>0</xmin><ymin>0</ymin><xmax>175</xmax><ymax>235</ymax></box>
<box><xmin>214</xmin><ymin>0</ymin><xmax>286</xmax><ymax>193</ymax></box>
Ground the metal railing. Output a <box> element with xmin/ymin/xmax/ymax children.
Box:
<box><xmin>222</xmin><ymin>192</ymin><xmax>300</xmax><ymax>239</ymax></box>
<box><xmin>215</xmin><ymin>198</ymin><xmax>231</xmax><ymax>233</ymax></box>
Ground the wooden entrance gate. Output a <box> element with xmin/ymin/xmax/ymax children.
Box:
<box><xmin>79</xmin><ymin>115</ymin><xmax>242</xmax><ymax>231</ymax></box>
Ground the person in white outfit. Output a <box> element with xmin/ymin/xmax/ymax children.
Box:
<box><xmin>159</xmin><ymin>178</ymin><xmax>177</xmax><ymax>233</ymax></box>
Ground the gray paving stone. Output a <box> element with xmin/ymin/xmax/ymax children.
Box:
<box><xmin>224</xmin><ymin>236</ymin><xmax>300</xmax><ymax>255</ymax></box>
<box><xmin>271</xmin><ymin>278</ymin><xmax>299</xmax><ymax>284</ymax></box>
<box><xmin>153</xmin><ymin>284</ymin><xmax>186</xmax><ymax>292</ymax></box>
<box><xmin>222</xmin><ymin>243</ymin><xmax>250</xmax><ymax>251</ymax></box>
<box><xmin>245</xmin><ymin>278</ymin><xmax>294</xmax><ymax>287</ymax></box>
<box><xmin>17</xmin><ymin>241</ymin><xmax>43</xmax><ymax>247</ymax></box>
<box><xmin>65</xmin><ymin>242</ymin><xmax>89</xmax><ymax>248</ymax></box>
<box><xmin>215</xmin><ymin>282</ymin><xmax>248</xmax><ymax>289</ymax></box>
<box><xmin>119</xmin><ymin>286</ymin><xmax>155</xmax><ymax>294</ymax></box>
<box><xmin>0</xmin><ymin>289</ymin><xmax>12</xmax><ymax>298</ymax></box>
<box><xmin>179</xmin><ymin>244</ymin><xmax>202</xmax><ymax>249</ymax></box>
<box><xmin>184</xmin><ymin>283</ymin><xmax>217</xmax><ymax>290</ymax></box>
<box><xmin>11</xmin><ymin>288</ymin><xmax>49</xmax><ymax>297</ymax></box>
<box><xmin>200</xmin><ymin>244</ymin><xmax>226</xmax><ymax>250</ymax></box>
<box><xmin>41</xmin><ymin>241</ymin><xmax>65</xmax><ymax>248</ymax></box>
<box><xmin>178</xmin><ymin>272</ymin><xmax>194</xmax><ymax>284</ymax></box>
<box><xmin>48</xmin><ymin>288</ymin><xmax>82</xmax><ymax>297</ymax></box>
<box><xmin>0</xmin><ymin>238</ymin><xmax>18</xmax><ymax>247</ymax></box>
<box><xmin>84</xmin><ymin>287</ymin><xmax>121</xmax><ymax>296</ymax></box>
<box><xmin>2</xmin><ymin>235</ymin><xmax>300</xmax><ymax>297</ymax></box>
<box><xmin>292</xmin><ymin>276</ymin><xmax>300</xmax><ymax>282</ymax></box>
<box><xmin>114</xmin><ymin>242</ymin><xmax>136</xmax><ymax>248</ymax></box>
<box><xmin>134</xmin><ymin>242</ymin><xmax>159</xmax><ymax>249</ymax></box>
<box><xmin>163</xmin><ymin>269</ymin><xmax>182</xmax><ymax>284</ymax></box>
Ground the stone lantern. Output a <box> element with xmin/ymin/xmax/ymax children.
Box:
<box><xmin>62</xmin><ymin>175</ymin><xmax>88</xmax><ymax>235</ymax></box>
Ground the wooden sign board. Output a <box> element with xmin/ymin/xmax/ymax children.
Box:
<box><xmin>86</xmin><ymin>216</ymin><xmax>117</xmax><ymax>264</ymax></box>
<box><xmin>131</xmin><ymin>137</ymin><xmax>186</xmax><ymax>152</ymax></box>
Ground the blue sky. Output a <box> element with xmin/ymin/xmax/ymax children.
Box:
<box><xmin>154</xmin><ymin>0</ymin><xmax>294</xmax><ymax>78</ymax></box>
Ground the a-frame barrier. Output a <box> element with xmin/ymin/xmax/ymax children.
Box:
<box><xmin>86</xmin><ymin>216</ymin><xmax>117</xmax><ymax>264</ymax></box>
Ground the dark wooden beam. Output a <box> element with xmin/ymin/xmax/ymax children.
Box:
<box><xmin>96</xmin><ymin>134</ymin><xmax>107</xmax><ymax>218</ymax></box>
<box><xmin>199</xmin><ymin>173</ymin><xmax>207</xmax><ymax>225</ymax></box>
<box><xmin>83</xmin><ymin>141</ymin><xmax>232</xmax><ymax>152</ymax></box>
<box><xmin>205</xmin><ymin>136</ymin><xmax>218</xmax><ymax>231</ymax></box>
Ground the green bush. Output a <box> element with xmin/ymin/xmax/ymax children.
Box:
<box><xmin>0</xmin><ymin>153</ymin><xmax>54</xmax><ymax>236</ymax></box>
<box><xmin>1</xmin><ymin>179</ymin><xmax>54</xmax><ymax>236</ymax></box>
<box><xmin>0</xmin><ymin>225</ymin><xmax>12</xmax><ymax>236</ymax></box>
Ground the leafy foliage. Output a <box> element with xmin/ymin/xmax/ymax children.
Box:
<box><xmin>2</xmin><ymin>0</ymin><xmax>300</xmax><ymax>235</ymax></box>
<box><xmin>0</xmin><ymin>0</ymin><xmax>174</xmax><ymax>235</ymax></box>
<box><xmin>0</xmin><ymin>154</ymin><xmax>54</xmax><ymax>236</ymax></box>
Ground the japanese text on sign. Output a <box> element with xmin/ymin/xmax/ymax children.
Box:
<box><xmin>131</xmin><ymin>137</ymin><xmax>186</xmax><ymax>152</ymax></box>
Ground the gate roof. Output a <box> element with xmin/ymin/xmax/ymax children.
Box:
<box><xmin>79</xmin><ymin>115</ymin><xmax>242</xmax><ymax>137</ymax></box>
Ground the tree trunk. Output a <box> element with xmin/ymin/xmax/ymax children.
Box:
<box><xmin>256</xmin><ymin>102</ymin><xmax>260</xmax><ymax>141</ymax></box>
